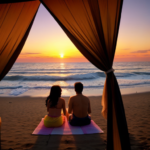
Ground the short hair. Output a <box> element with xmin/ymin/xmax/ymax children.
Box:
<box><xmin>74</xmin><ymin>82</ymin><xmax>83</xmax><ymax>93</ymax></box>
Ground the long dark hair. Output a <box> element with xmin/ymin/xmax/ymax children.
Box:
<box><xmin>46</xmin><ymin>85</ymin><xmax>62</xmax><ymax>107</ymax></box>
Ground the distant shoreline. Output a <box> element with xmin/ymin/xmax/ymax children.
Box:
<box><xmin>0</xmin><ymin>85</ymin><xmax>150</xmax><ymax>97</ymax></box>
<box><xmin>0</xmin><ymin>89</ymin><xmax>150</xmax><ymax>98</ymax></box>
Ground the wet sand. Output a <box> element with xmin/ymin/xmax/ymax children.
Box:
<box><xmin>0</xmin><ymin>92</ymin><xmax>150</xmax><ymax>150</ymax></box>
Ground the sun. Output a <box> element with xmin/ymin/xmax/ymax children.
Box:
<box><xmin>60</xmin><ymin>53</ymin><xmax>64</xmax><ymax>58</ymax></box>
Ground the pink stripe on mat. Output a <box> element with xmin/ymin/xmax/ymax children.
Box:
<box><xmin>32</xmin><ymin>117</ymin><xmax>104</xmax><ymax>135</ymax></box>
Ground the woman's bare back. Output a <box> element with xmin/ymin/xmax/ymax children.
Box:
<box><xmin>47</xmin><ymin>97</ymin><xmax>66</xmax><ymax>116</ymax></box>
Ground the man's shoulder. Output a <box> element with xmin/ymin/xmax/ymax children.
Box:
<box><xmin>69</xmin><ymin>95</ymin><xmax>76</xmax><ymax>100</ymax></box>
<box><xmin>82</xmin><ymin>95</ymin><xmax>90</xmax><ymax>100</ymax></box>
<box><xmin>70</xmin><ymin>94</ymin><xmax>89</xmax><ymax>100</ymax></box>
<box><xmin>82</xmin><ymin>94</ymin><xmax>88</xmax><ymax>98</ymax></box>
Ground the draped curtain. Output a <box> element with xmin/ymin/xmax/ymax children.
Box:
<box><xmin>41</xmin><ymin>0</ymin><xmax>131</xmax><ymax>150</ymax></box>
<box><xmin>0</xmin><ymin>0</ymin><xmax>131</xmax><ymax>149</ymax></box>
<box><xmin>0</xmin><ymin>1</ymin><xmax>40</xmax><ymax>80</ymax></box>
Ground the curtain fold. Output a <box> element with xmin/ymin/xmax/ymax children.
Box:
<box><xmin>0</xmin><ymin>1</ymin><xmax>40</xmax><ymax>81</ymax></box>
<box><xmin>41</xmin><ymin>0</ymin><xmax>131</xmax><ymax>149</ymax></box>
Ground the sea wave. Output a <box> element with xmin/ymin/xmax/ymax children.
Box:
<box><xmin>1</xmin><ymin>80</ymin><xmax>150</xmax><ymax>90</ymax></box>
<box><xmin>9</xmin><ymin>71</ymin><xmax>150</xmax><ymax>76</ymax></box>
<box><xmin>115</xmin><ymin>73</ymin><xmax>135</xmax><ymax>77</ymax></box>
<box><xmin>3</xmin><ymin>72</ymin><xmax>106</xmax><ymax>81</ymax></box>
<box><xmin>132</xmin><ymin>72</ymin><xmax>150</xmax><ymax>75</ymax></box>
<box><xmin>0</xmin><ymin>85</ymin><xmax>104</xmax><ymax>90</ymax></box>
<box><xmin>3</xmin><ymin>71</ymin><xmax>150</xmax><ymax>81</ymax></box>
<box><xmin>0</xmin><ymin>86</ymin><xmax>23</xmax><ymax>89</ymax></box>
<box><xmin>119</xmin><ymin>81</ymin><xmax>150</xmax><ymax>87</ymax></box>
<box><xmin>10</xmin><ymin>68</ymin><xmax>97</xmax><ymax>72</ymax></box>
<box><xmin>9</xmin><ymin>88</ymin><xmax>28</xmax><ymax>96</ymax></box>
<box><xmin>115</xmin><ymin>72</ymin><xmax>150</xmax><ymax>77</ymax></box>
<box><xmin>8</xmin><ymin>71</ymin><xmax>94</xmax><ymax>74</ymax></box>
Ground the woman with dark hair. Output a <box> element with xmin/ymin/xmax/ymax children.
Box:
<box><xmin>44</xmin><ymin>85</ymin><xmax>67</xmax><ymax>127</ymax></box>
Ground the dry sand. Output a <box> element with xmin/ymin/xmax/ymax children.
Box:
<box><xmin>0</xmin><ymin>92</ymin><xmax>150</xmax><ymax>150</ymax></box>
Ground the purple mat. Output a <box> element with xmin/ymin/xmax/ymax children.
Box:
<box><xmin>32</xmin><ymin>117</ymin><xmax>104</xmax><ymax>135</ymax></box>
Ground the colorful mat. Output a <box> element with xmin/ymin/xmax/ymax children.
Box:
<box><xmin>32</xmin><ymin>117</ymin><xmax>104</xmax><ymax>135</ymax></box>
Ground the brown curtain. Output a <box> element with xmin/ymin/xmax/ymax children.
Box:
<box><xmin>0</xmin><ymin>1</ymin><xmax>40</xmax><ymax>81</ymax></box>
<box><xmin>41</xmin><ymin>0</ymin><xmax>130</xmax><ymax>149</ymax></box>
<box><xmin>0</xmin><ymin>0</ymin><xmax>39</xmax><ymax>3</ymax></box>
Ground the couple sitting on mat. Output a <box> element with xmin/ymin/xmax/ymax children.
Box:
<box><xmin>44</xmin><ymin>82</ymin><xmax>91</xmax><ymax>127</ymax></box>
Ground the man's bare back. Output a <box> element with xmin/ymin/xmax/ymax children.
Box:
<box><xmin>68</xmin><ymin>82</ymin><xmax>91</xmax><ymax>126</ymax></box>
<box><xmin>68</xmin><ymin>94</ymin><xmax>91</xmax><ymax>118</ymax></box>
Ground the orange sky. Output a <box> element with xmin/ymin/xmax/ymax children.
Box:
<box><xmin>17</xmin><ymin>0</ymin><xmax>150</xmax><ymax>63</ymax></box>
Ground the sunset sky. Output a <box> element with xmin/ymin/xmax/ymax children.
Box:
<box><xmin>17</xmin><ymin>0</ymin><xmax>150</xmax><ymax>63</ymax></box>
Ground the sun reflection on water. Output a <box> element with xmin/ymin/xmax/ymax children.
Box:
<box><xmin>60</xmin><ymin>63</ymin><xmax>65</xmax><ymax>76</ymax></box>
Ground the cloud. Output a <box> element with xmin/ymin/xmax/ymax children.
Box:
<box><xmin>131</xmin><ymin>50</ymin><xmax>150</xmax><ymax>53</ymax></box>
<box><xmin>115</xmin><ymin>54</ymin><xmax>136</xmax><ymax>57</ymax></box>
<box><xmin>21</xmin><ymin>52</ymin><xmax>41</xmax><ymax>55</ymax></box>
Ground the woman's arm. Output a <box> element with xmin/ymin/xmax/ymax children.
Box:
<box><xmin>88</xmin><ymin>99</ymin><xmax>92</xmax><ymax>114</ymax></box>
<box><xmin>62</xmin><ymin>99</ymin><xmax>66</xmax><ymax>116</ymax></box>
<box><xmin>47</xmin><ymin>99</ymin><xmax>50</xmax><ymax>112</ymax></box>
<box><xmin>68</xmin><ymin>97</ymin><xmax>73</xmax><ymax>114</ymax></box>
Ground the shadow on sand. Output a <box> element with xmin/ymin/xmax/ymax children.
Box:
<box><xmin>28</xmin><ymin>133</ymin><xmax>106</xmax><ymax>150</ymax></box>
<box><xmin>129</xmin><ymin>133</ymin><xmax>150</xmax><ymax>150</ymax></box>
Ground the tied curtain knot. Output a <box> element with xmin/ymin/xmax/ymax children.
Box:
<box><xmin>105</xmin><ymin>68</ymin><xmax>115</xmax><ymax>75</ymax></box>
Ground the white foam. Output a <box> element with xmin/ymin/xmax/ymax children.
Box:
<box><xmin>0</xmin><ymin>89</ymin><xmax>4</xmax><ymax>94</ymax></box>
<box><xmin>9</xmin><ymin>88</ymin><xmax>28</xmax><ymax>96</ymax></box>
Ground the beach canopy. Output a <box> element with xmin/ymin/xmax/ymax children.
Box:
<box><xmin>0</xmin><ymin>0</ymin><xmax>131</xmax><ymax>150</ymax></box>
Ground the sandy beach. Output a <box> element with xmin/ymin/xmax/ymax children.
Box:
<box><xmin>0</xmin><ymin>92</ymin><xmax>150</xmax><ymax>150</ymax></box>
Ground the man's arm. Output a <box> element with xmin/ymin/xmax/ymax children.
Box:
<box><xmin>68</xmin><ymin>97</ymin><xmax>73</xmax><ymax>114</ymax></box>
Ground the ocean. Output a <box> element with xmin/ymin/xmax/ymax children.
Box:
<box><xmin>0</xmin><ymin>62</ymin><xmax>150</xmax><ymax>97</ymax></box>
